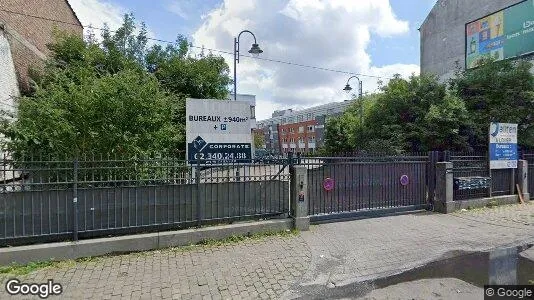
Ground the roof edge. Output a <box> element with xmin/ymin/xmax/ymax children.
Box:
<box><xmin>65</xmin><ymin>0</ymin><xmax>83</xmax><ymax>29</ymax></box>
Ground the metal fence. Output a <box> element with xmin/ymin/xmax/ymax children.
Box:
<box><xmin>0</xmin><ymin>156</ymin><xmax>290</xmax><ymax>246</ymax></box>
<box><xmin>523</xmin><ymin>151</ymin><xmax>534</xmax><ymax>199</ymax></box>
<box><xmin>451</xmin><ymin>152</ymin><xmax>515</xmax><ymax>201</ymax></box>
<box><xmin>302</xmin><ymin>154</ymin><xmax>430</xmax><ymax>216</ymax></box>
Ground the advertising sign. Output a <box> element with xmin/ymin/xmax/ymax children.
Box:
<box><xmin>186</xmin><ymin>98</ymin><xmax>252</xmax><ymax>164</ymax></box>
<box><xmin>466</xmin><ymin>0</ymin><xmax>534</xmax><ymax>69</ymax></box>
<box><xmin>489</xmin><ymin>122</ymin><xmax>518</xmax><ymax>169</ymax></box>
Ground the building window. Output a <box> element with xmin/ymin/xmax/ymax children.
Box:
<box><xmin>306</xmin><ymin>113</ymin><xmax>313</xmax><ymax>121</ymax></box>
<box><xmin>289</xmin><ymin>128</ymin><xmax>294</xmax><ymax>133</ymax></box>
<box><xmin>297</xmin><ymin>115</ymin><xmax>303</xmax><ymax>122</ymax></box>
<box><xmin>281</xmin><ymin>118</ymin><xmax>286</xmax><ymax>124</ymax></box>
<box><xmin>298</xmin><ymin>126</ymin><xmax>304</xmax><ymax>133</ymax></box>
<box><xmin>307</xmin><ymin>125</ymin><xmax>314</xmax><ymax>132</ymax></box>
<box><xmin>308</xmin><ymin>136</ymin><xmax>316</xmax><ymax>142</ymax></box>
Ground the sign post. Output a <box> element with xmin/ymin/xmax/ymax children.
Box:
<box><xmin>186</xmin><ymin>98</ymin><xmax>252</xmax><ymax>165</ymax></box>
<box><xmin>489</xmin><ymin>122</ymin><xmax>518</xmax><ymax>169</ymax></box>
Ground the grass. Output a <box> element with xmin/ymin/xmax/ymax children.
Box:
<box><xmin>0</xmin><ymin>229</ymin><xmax>299</xmax><ymax>276</ymax></box>
<box><xmin>0</xmin><ymin>260</ymin><xmax>76</xmax><ymax>276</ymax></box>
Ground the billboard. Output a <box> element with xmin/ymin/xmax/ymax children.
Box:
<box><xmin>489</xmin><ymin>122</ymin><xmax>518</xmax><ymax>169</ymax></box>
<box><xmin>186</xmin><ymin>98</ymin><xmax>252</xmax><ymax>164</ymax></box>
<box><xmin>466</xmin><ymin>0</ymin><xmax>534</xmax><ymax>69</ymax></box>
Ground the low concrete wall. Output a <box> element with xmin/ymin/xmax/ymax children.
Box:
<box><xmin>0</xmin><ymin>219</ymin><xmax>293</xmax><ymax>265</ymax></box>
<box><xmin>445</xmin><ymin>195</ymin><xmax>520</xmax><ymax>213</ymax></box>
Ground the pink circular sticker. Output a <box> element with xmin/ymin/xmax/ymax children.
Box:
<box><xmin>400</xmin><ymin>175</ymin><xmax>409</xmax><ymax>186</ymax></box>
<box><xmin>323</xmin><ymin>178</ymin><xmax>335</xmax><ymax>191</ymax></box>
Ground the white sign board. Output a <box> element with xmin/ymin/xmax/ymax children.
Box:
<box><xmin>489</xmin><ymin>122</ymin><xmax>518</xmax><ymax>169</ymax></box>
<box><xmin>186</xmin><ymin>98</ymin><xmax>252</xmax><ymax>163</ymax></box>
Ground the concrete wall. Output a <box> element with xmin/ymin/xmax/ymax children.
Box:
<box><xmin>420</xmin><ymin>0</ymin><xmax>526</xmax><ymax>81</ymax></box>
<box><xmin>0</xmin><ymin>0</ymin><xmax>83</xmax><ymax>91</ymax></box>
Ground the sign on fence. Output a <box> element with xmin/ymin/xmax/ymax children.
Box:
<box><xmin>489</xmin><ymin>122</ymin><xmax>518</xmax><ymax>169</ymax></box>
<box><xmin>186</xmin><ymin>98</ymin><xmax>252</xmax><ymax>164</ymax></box>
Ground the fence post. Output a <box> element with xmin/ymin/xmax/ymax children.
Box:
<box><xmin>196</xmin><ymin>158</ymin><xmax>202</xmax><ymax>227</ymax></box>
<box><xmin>427</xmin><ymin>151</ymin><xmax>439</xmax><ymax>208</ymax></box>
<box><xmin>290</xmin><ymin>164</ymin><xmax>309</xmax><ymax>231</ymax></box>
<box><xmin>517</xmin><ymin>160</ymin><xmax>529</xmax><ymax>201</ymax></box>
<box><xmin>73</xmin><ymin>158</ymin><xmax>79</xmax><ymax>241</ymax></box>
<box><xmin>434</xmin><ymin>162</ymin><xmax>455</xmax><ymax>213</ymax></box>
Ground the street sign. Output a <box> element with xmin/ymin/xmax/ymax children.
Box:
<box><xmin>489</xmin><ymin>122</ymin><xmax>518</xmax><ymax>169</ymax></box>
<box><xmin>186</xmin><ymin>98</ymin><xmax>252</xmax><ymax>164</ymax></box>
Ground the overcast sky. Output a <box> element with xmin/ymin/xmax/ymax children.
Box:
<box><xmin>68</xmin><ymin>0</ymin><xmax>437</xmax><ymax>120</ymax></box>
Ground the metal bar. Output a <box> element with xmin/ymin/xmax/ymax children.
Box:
<box><xmin>73</xmin><ymin>158</ymin><xmax>79</xmax><ymax>241</ymax></box>
<box><xmin>196</xmin><ymin>158</ymin><xmax>201</xmax><ymax>227</ymax></box>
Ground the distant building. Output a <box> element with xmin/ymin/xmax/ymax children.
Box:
<box><xmin>420</xmin><ymin>0</ymin><xmax>534</xmax><ymax>81</ymax></box>
<box><xmin>257</xmin><ymin>100</ymin><xmax>354</xmax><ymax>155</ymax></box>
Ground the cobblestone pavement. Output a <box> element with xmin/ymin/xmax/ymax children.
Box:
<box><xmin>1</xmin><ymin>203</ymin><xmax>533</xmax><ymax>299</ymax></box>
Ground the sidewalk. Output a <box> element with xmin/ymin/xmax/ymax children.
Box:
<box><xmin>1</xmin><ymin>203</ymin><xmax>533</xmax><ymax>299</ymax></box>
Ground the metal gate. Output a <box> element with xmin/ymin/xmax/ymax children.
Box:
<box><xmin>303</xmin><ymin>154</ymin><xmax>430</xmax><ymax>222</ymax></box>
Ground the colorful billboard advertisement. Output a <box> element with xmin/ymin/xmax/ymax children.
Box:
<box><xmin>466</xmin><ymin>0</ymin><xmax>534</xmax><ymax>69</ymax></box>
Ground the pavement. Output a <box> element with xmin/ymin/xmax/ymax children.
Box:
<box><xmin>1</xmin><ymin>202</ymin><xmax>533</xmax><ymax>299</ymax></box>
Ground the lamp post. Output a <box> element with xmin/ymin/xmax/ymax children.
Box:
<box><xmin>234</xmin><ymin>30</ymin><xmax>263</xmax><ymax>101</ymax></box>
<box><xmin>343</xmin><ymin>76</ymin><xmax>363</xmax><ymax>124</ymax></box>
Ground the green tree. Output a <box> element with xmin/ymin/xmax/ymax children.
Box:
<box><xmin>449</xmin><ymin>58</ymin><xmax>534</xmax><ymax>150</ymax></box>
<box><xmin>1</xmin><ymin>33</ymin><xmax>179</xmax><ymax>160</ymax></box>
<box><xmin>325</xmin><ymin>75</ymin><xmax>472</xmax><ymax>154</ymax></box>
<box><xmin>1</xmin><ymin>14</ymin><xmax>233</xmax><ymax>158</ymax></box>
<box><xmin>253</xmin><ymin>132</ymin><xmax>265</xmax><ymax>149</ymax></box>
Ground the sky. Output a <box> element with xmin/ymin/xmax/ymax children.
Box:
<box><xmin>68</xmin><ymin>0</ymin><xmax>437</xmax><ymax>120</ymax></box>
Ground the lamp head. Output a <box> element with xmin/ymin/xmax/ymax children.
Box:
<box><xmin>343</xmin><ymin>84</ymin><xmax>352</xmax><ymax>93</ymax></box>
<box><xmin>248</xmin><ymin>43</ymin><xmax>263</xmax><ymax>57</ymax></box>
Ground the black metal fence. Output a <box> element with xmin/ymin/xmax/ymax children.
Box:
<box><xmin>0</xmin><ymin>156</ymin><xmax>290</xmax><ymax>246</ymax></box>
<box><xmin>451</xmin><ymin>152</ymin><xmax>515</xmax><ymax>201</ymax></box>
<box><xmin>302</xmin><ymin>154</ymin><xmax>430</xmax><ymax>216</ymax></box>
<box><xmin>523</xmin><ymin>151</ymin><xmax>534</xmax><ymax>199</ymax></box>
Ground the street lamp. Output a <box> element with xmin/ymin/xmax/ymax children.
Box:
<box><xmin>343</xmin><ymin>76</ymin><xmax>363</xmax><ymax>124</ymax></box>
<box><xmin>234</xmin><ymin>30</ymin><xmax>263</xmax><ymax>101</ymax></box>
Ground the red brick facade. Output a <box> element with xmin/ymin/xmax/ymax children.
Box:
<box><xmin>278</xmin><ymin>120</ymin><xmax>318</xmax><ymax>154</ymax></box>
<box><xmin>0</xmin><ymin>0</ymin><xmax>83</xmax><ymax>92</ymax></box>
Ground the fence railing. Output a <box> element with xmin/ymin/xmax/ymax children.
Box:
<box><xmin>0</xmin><ymin>156</ymin><xmax>290</xmax><ymax>246</ymax></box>
<box><xmin>451</xmin><ymin>152</ymin><xmax>490</xmax><ymax>201</ymax></box>
<box><xmin>522</xmin><ymin>151</ymin><xmax>534</xmax><ymax>199</ymax></box>
<box><xmin>301</xmin><ymin>154</ymin><xmax>430</xmax><ymax>216</ymax></box>
<box><xmin>450</xmin><ymin>151</ymin><xmax>519</xmax><ymax>201</ymax></box>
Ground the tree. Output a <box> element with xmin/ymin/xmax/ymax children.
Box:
<box><xmin>449</xmin><ymin>58</ymin><xmax>534</xmax><ymax>150</ymax></box>
<box><xmin>0</xmin><ymin>33</ymin><xmax>179</xmax><ymax>160</ymax></box>
<box><xmin>0</xmin><ymin>14</ymin><xmax>233</xmax><ymax>158</ymax></box>
<box><xmin>253</xmin><ymin>132</ymin><xmax>265</xmax><ymax>149</ymax></box>
<box><xmin>325</xmin><ymin>75</ymin><xmax>472</xmax><ymax>154</ymax></box>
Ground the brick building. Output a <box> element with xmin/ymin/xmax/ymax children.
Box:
<box><xmin>0</xmin><ymin>0</ymin><xmax>83</xmax><ymax>98</ymax></box>
<box><xmin>257</xmin><ymin>100</ymin><xmax>354</xmax><ymax>155</ymax></box>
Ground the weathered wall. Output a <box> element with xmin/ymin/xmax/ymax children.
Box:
<box><xmin>420</xmin><ymin>0</ymin><xmax>528</xmax><ymax>81</ymax></box>
<box><xmin>0</xmin><ymin>0</ymin><xmax>83</xmax><ymax>91</ymax></box>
